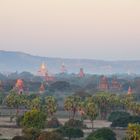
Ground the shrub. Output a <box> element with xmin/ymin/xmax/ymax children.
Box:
<box><xmin>56</xmin><ymin>126</ymin><xmax>84</xmax><ymax>140</ymax></box>
<box><xmin>130</xmin><ymin>116</ymin><xmax>140</xmax><ymax>124</ymax></box>
<box><xmin>126</xmin><ymin>123</ymin><xmax>140</xmax><ymax>140</ymax></box>
<box><xmin>37</xmin><ymin>131</ymin><xmax>64</xmax><ymax>140</ymax></box>
<box><xmin>12</xmin><ymin>136</ymin><xmax>29</xmax><ymax>140</ymax></box>
<box><xmin>111</xmin><ymin>116</ymin><xmax>130</xmax><ymax>127</ymax></box>
<box><xmin>111</xmin><ymin>115</ymin><xmax>140</xmax><ymax>127</ymax></box>
<box><xmin>22</xmin><ymin>127</ymin><xmax>41</xmax><ymax>140</ymax></box>
<box><xmin>86</xmin><ymin>128</ymin><xmax>116</xmax><ymax>140</ymax></box>
<box><xmin>22</xmin><ymin>109</ymin><xmax>47</xmax><ymax>129</ymax></box>
<box><xmin>64</xmin><ymin>119</ymin><xmax>86</xmax><ymax>128</ymax></box>
<box><xmin>108</xmin><ymin>111</ymin><xmax>130</xmax><ymax>122</ymax></box>
<box><xmin>46</xmin><ymin>117</ymin><xmax>62</xmax><ymax>128</ymax></box>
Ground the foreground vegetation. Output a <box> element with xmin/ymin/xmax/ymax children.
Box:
<box><xmin>0</xmin><ymin>89</ymin><xmax>139</xmax><ymax>140</ymax></box>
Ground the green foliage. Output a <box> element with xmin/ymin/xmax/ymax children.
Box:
<box><xmin>29</xmin><ymin>97</ymin><xmax>42</xmax><ymax>110</ymax></box>
<box><xmin>108</xmin><ymin>111</ymin><xmax>130</xmax><ymax>122</ymax></box>
<box><xmin>57</xmin><ymin>126</ymin><xmax>84</xmax><ymax>140</ymax></box>
<box><xmin>111</xmin><ymin>115</ymin><xmax>140</xmax><ymax>128</ymax></box>
<box><xmin>64</xmin><ymin>96</ymin><xmax>81</xmax><ymax>120</ymax></box>
<box><xmin>64</xmin><ymin>119</ymin><xmax>86</xmax><ymax>129</ymax></box>
<box><xmin>46</xmin><ymin>117</ymin><xmax>62</xmax><ymax>128</ymax></box>
<box><xmin>84</xmin><ymin>96</ymin><xmax>98</xmax><ymax>131</ymax></box>
<box><xmin>126</xmin><ymin>123</ymin><xmax>140</xmax><ymax>140</ymax></box>
<box><xmin>94</xmin><ymin>92</ymin><xmax>119</xmax><ymax>120</ymax></box>
<box><xmin>37</xmin><ymin>131</ymin><xmax>64</xmax><ymax>140</ymax></box>
<box><xmin>111</xmin><ymin>115</ymin><xmax>130</xmax><ymax>127</ymax></box>
<box><xmin>45</xmin><ymin>96</ymin><xmax>57</xmax><ymax>117</ymax></box>
<box><xmin>22</xmin><ymin>127</ymin><xmax>41</xmax><ymax>140</ymax></box>
<box><xmin>85</xmin><ymin>96</ymin><xmax>98</xmax><ymax>121</ymax></box>
<box><xmin>0</xmin><ymin>92</ymin><xmax>5</xmax><ymax>105</ymax></box>
<box><xmin>86</xmin><ymin>128</ymin><xmax>116</xmax><ymax>140</ymax></box>
<box><xmin>50</xmin><ymin>81</ymin><xmax>70</xmax><ymax>91</ymax></box>
<box><xmin>5</xmin><ymin>92</ymin><xmax>28</xmax><ymax>109</ymax></box>
<box><xmin>22</xmin><ymin>109</ymin><xmax>47</xmax><ymax>129</ymax></box>
<box><xmin>12</xmin><ymin>136</ymin><xmax>29</xmax><ymax>140</ymax></box>
<box><xmin>130</xmin><ymin>116</ymin><xmax>140</xmax><ymax>124</ymax></box>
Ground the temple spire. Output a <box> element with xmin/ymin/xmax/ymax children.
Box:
<box><xmin>38</xmin><ymin>62</ymin><xmax>48</xmax><ymax>77</ymax></box>
<box><xmin>38</xmin><ymin>62</ymin><xmax>55</xmax><ymax>82</ymax></box>
<box><xmin>60</xmin><ymin>63</ymin><xmax>67</xmax><ymax>74</ymax></box>
<box><xmin>99</xmin><ymin>76</ymin><xmax>109</xmax><ymax>91</ymax></box>
<box><xmin>78</xmin><ymin>68</ymin><xmax>85</xmax><ymax>78</ymax></box>
<box><xmin>127</xmin><ymin>86</ymin><xmax>133</xmax><ymax>95</ymax></box>
<box><xmin>15</xmin><ymin>79</ymin><xmax>24</xmax><ymax>94</ymax></box>
<box><xmin>39</xmin><ymin>83</ymin><xmax>45</xmax><ymax>94</ymax></box>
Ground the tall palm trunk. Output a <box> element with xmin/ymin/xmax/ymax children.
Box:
<box><xmin>91</xmin><ymin>120</ymin><xmax>94</xmax><ymax>132</ymax></box>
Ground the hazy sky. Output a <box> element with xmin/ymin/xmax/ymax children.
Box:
<box><xmin>0</xmin><ymin>0</ymin><xmax>140</xmax><ymax>60</ymax></box>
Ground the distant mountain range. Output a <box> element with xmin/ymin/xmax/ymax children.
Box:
<box><xmin>0</xmin><ymin>50</ymin><xmax>140</xmax><ymax>74</ymax></box>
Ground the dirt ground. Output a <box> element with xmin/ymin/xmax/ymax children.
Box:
<box><xmin>0</xmin><ymin>117</ymin><xmax>22</xmax><ymax>139</ymax></box>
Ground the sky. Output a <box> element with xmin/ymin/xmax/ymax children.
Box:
<box><xmin>0</xmin><ymin>0</ymin><xmax>140</xmax><ymax>60</ymax></box>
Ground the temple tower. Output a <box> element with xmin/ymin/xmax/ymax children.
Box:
<box><xmin>39</xmin><ymin>83</ymin><xmax>45</xmax><ymax>94</ymax></box>
<box><xmin>38</xmin><ymin>62</ymin><xmax>48</xmax><ymax>77</ymax></box>
<box><xmin>38</xmin><ymin>62</ymin><xmax>54</xmax><ymax>82</ymax></box>
<box><xmin>78</xmin><ymin>68</ymin><xmax>85</xmax><ymax>78</ymax></box>
<box><xmin>111</xmin><ymin>78</ymin><xmax>121</xmax><ymax>91</ymax></box>
<box><xmin>60</xmin><ymin>63</ymin><xmax>67</xmax><ymax>74</ymax></box>
<box><xmin>127</xmin><ymin>86</ymin><xmax>133</xmax><ymax>95</ymax></box>
<box><xmin>99</xmin><ymin>76</ymin><xmax>109</xmax><ymax>91</ymax></box>
<box><xmin>15</xmin><ymin>79</ymin><xmax>24</xmax><ymax>94</ymax></box>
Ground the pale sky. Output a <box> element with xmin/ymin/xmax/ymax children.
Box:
<box><xmin>0</xmin><ymin>0</ymin><xmax>140</xmax><ymax>60</ymax></box>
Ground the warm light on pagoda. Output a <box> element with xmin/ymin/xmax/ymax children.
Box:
<box><xmin>38</xmin><ymin>62</ymin><xmax>48</xmax><ymax>77</ymax></box>
<box><xmin>15</xmin><ymin>79</ymin><xmax>24</xmax><ymax>94</ymax></box>
<box><xmin>127</xmin><ymin>86</ymin><xmax>133</xmax><ymax>95</ymax></box>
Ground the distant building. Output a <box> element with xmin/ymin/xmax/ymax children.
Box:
<box><xmin>110</xmin><ymin>78</ymin><xmax>121</xmax><ymax>91</ymax></box>
<box><xmin>15</xmin><ymin>79</ymin><xmax>24</xmax><ymax>94</ymax></box>
<box><xmin>39</xmin><ymin>83</ymin><xmax>45</xmax><ymax>94</ymax></box>
<box><xmin>38</xmin><ymin>62</ymin><xmax>48</xmax><ymax>77</ymax></box>
<box><xmin>99</xmin><ymin>76</ymin><xmax>109</xmax><ymax>91</ymax></box>
<box><xmin>60</xmin><ymin>63</ymin><xmax>67</xmax><ymax>74</ymax></box>
<box><xmin>127</xmin><ymin>86</ymin><xmax>133</xmax><ymax>95</ymax></box>
<box><xmin>78</xmin><ymin>68</ymin><xmax>85</xmax><ymax>78</ymax></box>
<box><xmin>38</xmin><ymin>62</ymin><xmax>55</xmax><ymax>82</ymax></box>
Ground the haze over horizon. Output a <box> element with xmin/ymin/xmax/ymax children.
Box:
<box><xmin>0</xmin><ymin>0</ymin><xmax>140</xmax><ymax>60</ymax></box>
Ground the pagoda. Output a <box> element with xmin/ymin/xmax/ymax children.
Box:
<box><xmin>38</xmin><ymin>62</ymin><xmax>54</xmax><ymax>82</ymax></box>
<box><xmin>127</xmin><ymin>86</ymin><xmax>133</xmax><ymax>95</ymax></box>
<box><xmin>78</xmin><ymin>68</ymin><xmax>85</xmax><ymax>78</ymax></box>
<box><xmin>60</xmin><ymin>63</ymin><xmax>67</xmax><ymax>74</ymax></box>
<box><xmin>39</xmin><ymin>83</ymin><xmax>45</xmax><ymax>94</ymax></box>
<box><xmin>111</xmin><ymin>78</ymin><xmax>121</xmax><ymax>91</ymax></box>
<box><xmin>99</xmin><ymin>76</ymin><xmax>109</xmax><ymax>91</ymax></box>
<box><xmin>38</xmin><ymin>62</ymin><xmax>48</xmax><ymax>77</ymax></box>
<box><xmin>15</xmin><ymin>79</ymin><xmax>24</xmax><ymax>94</ymax></box>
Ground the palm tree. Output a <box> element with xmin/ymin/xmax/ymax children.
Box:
<box><xmin>45</xmin><ymin>96</ymin><xmax>57</xmax><ymax>118</ymax></box>
<box><xmin>64</xmin><ymin>96</ymin><xmax>81</xmax><ymax>120</ymax></box>
<box><xmin>5</xmin><ymin>91</ymin><xmax>28</xmax><ymax>122</ymax></box>
<box><xmin>94</xmin><ymin>93</ymin><xmax>110</xmax><ymax>119</ymax></box>
<box><xmin>85</xmin><ymin>96</ymin><xmax>98</xmax><ymax>132</ymax></box>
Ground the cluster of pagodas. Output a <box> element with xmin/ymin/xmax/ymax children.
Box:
<box><xmin>12</xmin><ymin>62</ymin><xmax>86</xmax><ymax>94</ymax></box>
<box><xmin>98</xmin><ymin>75</ymin><xmax>133</xmax><ymax>95</ymax></box>
<box><xmin>4</xmin><ymin>62</ymin><xmax>133</xmax><ymax>95</ymax></box>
